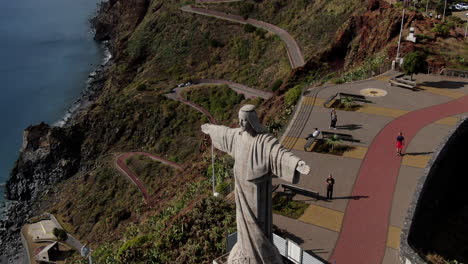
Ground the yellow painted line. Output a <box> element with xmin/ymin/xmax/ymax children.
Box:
<box><xmin>402</xmin><ymin>155</ymin><xmax>431</xmax><ymax>168</ymax></box>
<box><xmin>356</xmin><ymin>105</ymin><xmax>409</xmax><ymax>118</ymax></box>
<box><xmin>434</xmin><ymin>116</ymin><xmax>458</xmax><ymax>126</ymax></box>
<box><xmin>420</xmin><ymin>85</ymin><xmax>465</xmax><ymax>99</ymax></box>
<box><xmin>302</xmin><ymin>97</ymin><xmax>326</xmax><ymax>106</ymax></box>
<box><xmin>281</xmin><ymin>136</ymin><xmax>307</xmax><ymax>151</ymax></box>
<box><xmin>387</xmin><ymin>226</ymin><xmax>401</xmax><ymax>250</ymax></box>
<box><xmin>298</xmin><ymin>205</ymin><xmax>344</xmax><ymax>232</ymax></box>
<box><xmin>342</xmin><ymin>146</ymin><xmax>368</xmax><ymax>159</ymax></box>
<box><xmin>373</xmin><ymin>75</ymin><xmax>391</xmax><ymax>82</ymax></box>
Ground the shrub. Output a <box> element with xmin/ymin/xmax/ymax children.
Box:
<box><xmin>324</xmin><ymin>135</ymin><xmax>342</xmax><ymax>150</ymax></box>
<box><xmin>209</xmin><ymin>39</ymin><xmax>224</xmax><ymax>48</ymax></box>
<box><xmin>53</xmin><ymin>228</ymin><xmax>67</xmax><ymax>241</ymax></box>
<box><xmin>243</xmin><ymin>24</ymin><xmax>256</xmax><ymax>33</ymax></box>
<box><xmin>432</xmin><ymin>23</ymin><xmax>450</xmax><ymax>37</ymax></box>
<box><xmin>271</xmin><ymin>79</ymin><xmax>283</xmax><ymax>91</ymax></box>
<box><xmin>415</xmin><ymin>34</ymin><xmax>435</xmax><ymax>42</ymax></box>
<box><xmin>238</xmin><ymin>3</ymin><xmax>254</xmax><ymax>19</ymax></box>
<box><xmin>284</xmin><ymin>85</ymin><xmax>302</xmax><ymax>107</ymax></box>
<box><xmin>136</xmin><ymin>83</ymin><xmax>147</xmax><ymax>91</ymax></box>
<box><xmin>254</xmin><ymin>28</ymin><xmax>266</xmax><ymax>38</ymax></box>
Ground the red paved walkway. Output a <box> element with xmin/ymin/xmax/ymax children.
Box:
<box><xmin>330</xmin><ymin>95</ymin><xmax>468</xmax><ymax>264</ymax></box>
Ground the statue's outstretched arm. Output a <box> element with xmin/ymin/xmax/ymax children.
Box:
<box><xmin>201</xmin><ymin>123</ymin><xmax>212</xmax><ymax>135</ymax></box>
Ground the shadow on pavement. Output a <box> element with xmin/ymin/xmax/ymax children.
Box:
<box><xmin>404</xmin><ymin>152</ymin><xmax>433</xmax><ymax>156</ymax></box>
<box><xmin>336</xmin><ymin>124</ymin><xmax>362</xmax><ymax>130</ymax></box>
<box><xmin>421</xmin><ymin>81</ymin><xmax>468</xmax><ymax>89</ymax></box>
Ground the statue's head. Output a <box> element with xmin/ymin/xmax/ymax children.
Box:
<box><xmin>239</xmin><ymin>104</ymin><xmax>267</xmax><ymax>135</ymax></box>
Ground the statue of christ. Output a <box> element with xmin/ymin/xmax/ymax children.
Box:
<box><xmin>201</xmin><ymin>104</ymin><xmax>310</xmax><ymax>264</ymax></box>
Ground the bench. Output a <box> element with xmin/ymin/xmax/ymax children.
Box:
<box><xmin>389</xmin><ymin>79</ymin><xmax>417</xmax><ymax>91</ymax></box>
<box><xmin>282</xmin><ymin>184</ymin><xmax>319</xmax><ymax>199</ymax></box>
<box><xmin>321</xmin><ymin>131</ymin><xmax>358</xmax><ymax>142</ymax></box>
<box><xmin>303</xmin><ymin>136</ymin><xmax>317</xmax><ymax>151</ymax></box>
<box><xmin>395</xmin><ymin>78</ymin><xmax>416</xmax><ymax>86</ymax></box>
<box><xmin>338</xmin><ymin>92</ymin><xmax>367</xmax><ymax>102</ymax></box>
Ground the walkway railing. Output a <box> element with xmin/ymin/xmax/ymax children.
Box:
<box><xmin>427</xmin><ymin>67</ymin><xmax>468</xmax><ymax>79</ymax></box>
<box><xmin>224</xmin><ymin>232</ymin><xmax>326</xmax><ymax>264</ymax></box>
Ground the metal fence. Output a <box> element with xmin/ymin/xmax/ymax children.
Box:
<box><xmin>427</xmin><ymin>67</ymin><xmax>468</xmax><ymax>79</ymax></box>
<box><xmin>226</xmin><ymin>232</ymin><xmax>326</xmax><ymax>264</ymax></box>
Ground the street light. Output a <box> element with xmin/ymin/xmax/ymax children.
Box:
<box><xmin>442</xmin><ymin>0</ymin><xmax>447</xmax><ymax>21</ymax></box>
<box><xmin>465</xmin><ymin>13</ymin><xmax>468</xmax><ymax>39</ymax></box>
<box><xmin>396</xmin><ymin>5</ymin><xmax>406</xmax><ymax>64</ymax></box>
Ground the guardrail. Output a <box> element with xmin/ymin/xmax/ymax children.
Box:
<box><xmin>427</xmin><ymin>67</ymin><xmax>468</xmax><ymax>79</ymax></box>
<box><xmin>224</xmin><ymin>232</ymin><xmax>326</xmax><ymax>264</ymax></box>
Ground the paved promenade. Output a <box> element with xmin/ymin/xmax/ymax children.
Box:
<box><xmin>275</xmin><ymin>73</ymin><xmax>468</xmax><ymax>263</ymax></box>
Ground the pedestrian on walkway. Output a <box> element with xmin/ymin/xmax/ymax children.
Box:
<box><xmin>325</xmin><ymin>174</ymin><xmax>335</xmax><ymax>200</ymax></box>
<box><xmin>396</xmin><ymin>131</ymin><xmax>405</xmax><ymax>156</ymax></box>
<box><xmin>330</xmin><ymin>114</ymin><xmax>338</xmax><ymax>130</ymax></box>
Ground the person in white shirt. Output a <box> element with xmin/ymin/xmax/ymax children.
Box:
<box><xmin>306</xmin><ymin>128</ymin><xmax>321</xmax><ymax>139</ymax></box>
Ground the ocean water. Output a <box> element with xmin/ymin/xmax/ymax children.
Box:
<box><xmin>0</xmin><ymin>0</ymin><xmax>104</xmax><ymax>207</ymax></box>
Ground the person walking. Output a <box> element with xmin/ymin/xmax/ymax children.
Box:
<box><xmin>325</xmin><ymin>174</ymin><xmax>335</xmax><ymax>200</ymax></box>
<box><xmin>330</xmin><ymin>114</ymin><xmax>338</xmax><ymax>130</ymax></box>
<box><xmin>396</xmin><ymin>131</ymin><xmax>405</xmax><ymax>156</ymax></box>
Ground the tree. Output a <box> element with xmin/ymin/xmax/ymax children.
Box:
<box><xmin>402</xmin><ymin>51</ymin><xmax>428</xmax><ymax>80</ymax></box>
<box><xmin>340</xmin><ymin>97</ymin><xmax>356</xmax><ymax>110</ymax></box>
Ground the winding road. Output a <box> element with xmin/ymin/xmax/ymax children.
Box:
<box><xmin>115</xmin><ymin>152</ymin><xmax>183</xmax><ymax>205</ymax></box>
<box><xmin>180</xmin><ymin>5</ymin><xmax>305</xmax><ymax>69</ymax></box>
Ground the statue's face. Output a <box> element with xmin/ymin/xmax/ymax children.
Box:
<box><xmin>239</xmin><ymin>111</ymin><xmax>254</xmax><ymax>134</ymax></box>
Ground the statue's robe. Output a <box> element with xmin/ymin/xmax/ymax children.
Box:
<box><xmin>208</xmin><ymin>125</ymin><xmax>301</xmax><ymax>264</ymax></box>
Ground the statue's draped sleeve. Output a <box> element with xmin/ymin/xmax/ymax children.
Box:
<box><xmin>207</xmin><ymin>125</ymin><xmax>237</xmax><ymax>156</ymax></box>
<box><xmin>267</xmin><ymin>136</ymin><xmax>301</xmax><ymax>183</ymax></box>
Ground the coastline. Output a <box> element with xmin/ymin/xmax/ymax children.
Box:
<box><xmin>53</xmin><ymin>41</ymin><xmax>112</xmax><ymax>128</ymax></box>
<box><xmin>0</xmin><ymin>24</ymin><xmax>112</xmax><ymax>264</ymax></box>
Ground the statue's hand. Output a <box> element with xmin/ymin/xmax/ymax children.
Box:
<box><xmin>296</xmin><ymin>161</ymin><xmax>310</xmax><ymax>175</ymax></box>
<box><xmin>201</xmin><ymin>124</ymin><xmax>211</xmax><ymax>134</ymax></box>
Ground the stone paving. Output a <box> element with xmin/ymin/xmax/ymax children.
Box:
<box><xmin>274</xmin><ymin>72</ymin><xmax>468</xmax><ymax>263</ymax></box>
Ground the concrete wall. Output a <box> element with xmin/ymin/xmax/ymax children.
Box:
<box><xmin>400</xmin><ymin>117</ymin><xmax>468</xmax><ymax>264</ymax></box>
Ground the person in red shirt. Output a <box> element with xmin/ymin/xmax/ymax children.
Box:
<box><xmin>396</xmin><ymin>132</ymin><xmax>405</xmax><ymax>156</ymax></box>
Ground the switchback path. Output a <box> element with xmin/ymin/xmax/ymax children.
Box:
<box><xmin>330</xmin><ymin>94</ymin><xmax>468</xmax><ymax>264</ymax></box>
<box><xmin>180</xmin><ymin>5</ymin><xmax>305</xmax><ymax>69</ymax></box>
<box><xmin>196</xmin><ymin>79</ymin><xmax>273</xmax><ymax>99</ymax></box>
<box><xmin>115</xmin><ymin>152</ymin><xmax>183</xmax><ymax>205</ymax></box>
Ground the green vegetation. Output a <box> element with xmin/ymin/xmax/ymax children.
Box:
<box><xmin>271</xmin><ymin>79</ymin><xmax>283</xmax><ymax>92</ymax></box>
<box><xmin>432</xmin><ymin>23</ymin><xmax>450</xmax><ymax>37</ymax></box>
<box><xmin>284</xmin><ymin>85</ymin><xmax>302</xmax><ymax>107</ymax></box>
<box><xmin>340</xmin><ymin>97</ymin><xmax>357</xmax><ymax>110</ymax></box>
<box><xmin>206</xmin><ymin>155</ymin><xmax>235</xmax><ymax>195</ymax></box>
<box><xmin>272</xmin><ymin>194</ymin><xmax>308</xmax><ymax>219</ymax></box>
<box><xmin>333</xmin><ymin>53</ymin><xmax>388</xmax><ymax>83</ymax></box>
<box><xmin>402</xmin><ymin>51</ymin><xmax>428</xmax><ymax>79</ymax></box>
<box><xmin>92</xmin><ymin>187</ymin><xmax>236</xmax><ymax>264</ymax></box>
<box><xmin>53</xmin><ymin>228</ymin><xmax>67</xmax><ymax>241</ymax></box>
<box><xmin>182</xmin><ymin>85</ymin><xmax>245</xmax><ymax>123</ymax></box>
<box><xmin>324</xmin><ymin>135</ymin><xmax>342</xmax><ymax>151</ymax></box>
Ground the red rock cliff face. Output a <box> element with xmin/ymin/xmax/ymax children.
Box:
<box><xmin>325</xmin><ymin>0</ymin><xmax>421</xmax><ymax>69</ymax></box>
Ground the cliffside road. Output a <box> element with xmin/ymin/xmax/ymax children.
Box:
<box><xmin>196</xmin><ymin>79</ymin><xmax>273</xmax><ymax>99</ymax></box>
<box><xmin>165</xmin><ymin>90</ymin><xmax>218</xmax><ymax>124</ymax></box>
<box><xmin>115</xmin><ymin>152</ymin><xmax>183</xmax><ymax>206</ymax></box>
<box><xmin>180</xmin><ymin>5</ymin><xmax>305</xmax><ymax>69</ymax></box>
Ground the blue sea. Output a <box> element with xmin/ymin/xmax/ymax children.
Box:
<box><xmin>0</xmin><ymin>0</ymin><xmax>104</xmax><ymax>208</ymax></box>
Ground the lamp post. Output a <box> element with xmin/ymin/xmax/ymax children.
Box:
<box><xmin>425</xmin><ymin>0</ymin><xmax>429</xmax><ymax>14</ymax></box>
<box><xmin>465</xmin><ymin>13</ymin><xmax>468</xmax><ymax>39</ymax></box>
<box><xmin>442</xmin><ymin>0</ymin><xmax>447</xmax><ymax>21</ymax></box>
<box><xmin>396</xmin><ymin>7</ymin><xmax>406</xmax><ymax>65</ymax></box>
